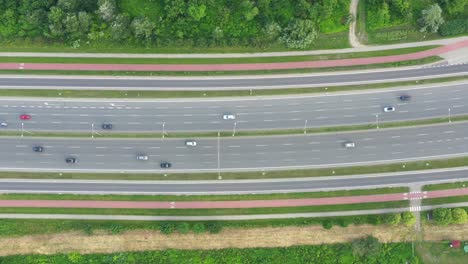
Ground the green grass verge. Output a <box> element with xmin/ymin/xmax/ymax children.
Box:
<box><xmin>0</xmin><ymin>200</ymin><xmax>408</xmax><ymax>216</ymax></box>
<box><xmin>0</xmin><ymin>212</ymin><xmax>399</xmax><ymax>237</ymax></box>
<box><xmin>0</xmin><ymin>46</ymin><xmax>439</xmax><ymax>64</ymax></box>
<box><xmin>2</xmin><ymin>114</ymin><xmax>467</xmax><ymax>139</ymax></box>
<box><xmin>416</xmin><ymin>241</ymin><xmax>468</xmax><ymax>264</ymax></box>
<box><xmin>0</xmin><ymin>187</ymin><xmax>408</xmax><ymax>201</ymax></box>
<box><xmin>0</xmin><ymin>75</ymin><xmax>466</xmax><ymax>99</ymax></box>
<box><xmin>423</xmin><ymin>181</ymin><xmax>468</xmax><ymax>191</ymax></box>
<box><xmin>0</xmin><ymin>56</ymin><xmax>442</xmax><ymax>76</ymax></box>
<box><xmin>422</xmin><ymin>195</ymin><xmax>468</xmax><ymax>206</ymax></box>
<box><xmin>0</xmin><ymin>156</ymin><xmax>468</xmax><ymax>181</ymax></box>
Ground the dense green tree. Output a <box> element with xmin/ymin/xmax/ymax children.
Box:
<box><xmin>401</xmin><ymin>212</ymin><xmax>416</xmax><ymax>226</ymax></box>
<box><xmin>187</xmin><ymin>3</ymin><xmax>206</xmax><ymax>21</ymax></box>
<box><xmin>280</xmin><ymin>19</ymin><xmax>317</xmax><ymax>49</ymax></box>
<box><xmin>384</xmin><ymin>213</ymin><xmax>402</xmax><ymax>226</ymax></box>
<box><xmin>110</xmin><ymin>14</ymin><xmax>131</xmax><ymax>41</ymax></box>
<box><xmin>57</xmin><ymin>0</ymin><xmax>79</xmax><ymax>12</ymax></box>
<box><xmin>451</xmin><ymin>208</ymin><xmax>468</xmax><ymax>224</ymax></box>
<box><xmin>439</xmin><ymin>0</ymin><xmax>468</xmax><ymax>16</ymax></box>
<box><xmin>352</xmin><ymin>236</ymin><xmax>382</xmax><ymax>258</ymax></box>
<box><xmin>131</xmin><ymin>17</ymin><xmax>156</xmax><ymax>43</ymax></box>
<box><xmin>433</xmin><ymin>208</ymin><xmax>453</xmax><ymax>225</ymax></box>
<box><xmin>419</xmin><ymin>4</ymin><xmax>445</xmax><ymax>33</ymax></box>
<box><xmin>47</xmin><ymin>6</ymin><xmax>66</xmax><ymax>38</ymax></box>
<box><xmin>0</xmin><ymin>9</ymin><xmax>18</xmax><ymax>38</ymax></box>
<box><xmin>97</xmin><ymin>0</ymin><xmax>117</xmax><ymax>22</ymax></box>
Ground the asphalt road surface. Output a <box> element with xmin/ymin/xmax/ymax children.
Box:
<box><xmin>0</xmin><ymin>83</ymin><xmax>467</xmax><ymax>132</ymax></box>
<box><xmin>0</xmin><ymin>64</ymin><xmax>467</xmax><ymax>90</ymax></box>
<box><xmin>0</xmin><ymin>168</ymin><xmax>467</xmax><ymax>194</ymax></box>
<box><xmin>0</xmin><ymin>122</ymin><xmax>467</xmax><ymax>172</ymax></box>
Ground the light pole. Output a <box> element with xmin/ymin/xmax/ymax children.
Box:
<box><xmin>91</xmin><ymin>123</ymin><xmax>94</xmax><ymax>138</ymax></box>
<box><xmin>232</xmin><ymin>122</ymin><xmax>237</xmax><ymax>137</ymax></box>
<box><xmin>217</xmin><ymin>132</ymin><xmax>221</xmax><ymax>179</ymax></box>
<box><xmin>303</xmin><ymin>119</ymin><xmax>308</xmax><ymax>134</ymax></box>
<box><xmin>162</xmin><ymin>122</ymin><xmax>166</xmax><ymax>140</ymax></box>
<box><xmin>21</xmin><ymin>122</ymin><xmax>24</xmax><ymax>138</ymax></box>
<box><xmin>448</xmin><ymin>108</ymin><xmax>452</xmax><ymax>123</ymax></box>
<box><xmin>375</xmin><ymin>114</ymin><xmax>379</xmax><ymax>129</ymax></box>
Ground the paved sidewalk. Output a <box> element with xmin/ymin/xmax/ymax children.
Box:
<box><xmin>0</xmin><ymin>40</ymin><xmax>467</xmax><ymax>72</ymax></box>
<box><xmin>1</xmin><ymin>37</ymin><xmax>466</xmax><ymax>59</ymax></box>
<box><xmin>0</xmin><ymin>188</ymin><xmax>466</xmax><ymax>210</ymax></box>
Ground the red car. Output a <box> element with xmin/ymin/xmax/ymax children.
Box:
<box><xmin>19</xmin><ymin>114</ymin><xmax>31</xmax><ymax>120</ymax></box>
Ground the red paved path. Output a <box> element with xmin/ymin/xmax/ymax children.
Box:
<box><xmin>0</xmin><ymin>188</ymin><xmax>467</xmax><ymax>209</ymax></box>
<box><xmin>1</xmin><ymin>40</ymin><xmax>467</xmax><ymax>72</ymax></box>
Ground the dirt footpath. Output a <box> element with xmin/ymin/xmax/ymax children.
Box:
<box><xmin>0</xmin><ymin>224</ymin><xmax>417</xmax><ymax>256</ymax></box>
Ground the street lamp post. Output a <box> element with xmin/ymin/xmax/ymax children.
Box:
<box><xmin>91</xmin><ymin>123</ymin><xmax>94</xmax><ymax>138</ymax></box>
<box><xmin>21</xmin><ymin>122</ymin><xmax>24</xmax><ymax>138</ymax></box>
<box><xmin>303</xmin><ymin>119</ymin><xmax>308</xmax><ymax>134</ymax></box>
<box><xmin>375</xmin><ymin>114</ymin><xmax>379</xmax><ymax>129</ymax></box>
<box><xmin>448</xmin><ymin>108</ymin><xmax>452</xmax><ymax>123</ymax></box>
<box><xmin>232</xmin><ymin>122</ymin><xmax>237</xmax><ymax>137</ymax></box>
<box><xmin>217</xmin><ymin>132</ymin><xmax>221</xmax><ymax>179</ymax></box>
<box><xmin>162</xmin><ymin>122</ymin><xmax>166</xmax><ymax>139</ymax></box>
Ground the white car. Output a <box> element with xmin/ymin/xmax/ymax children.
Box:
<box><xmin>136</xmin><ymin>154</ymin><xmax>149</xmax><ymax>161</ymax></box>
<box><xmin>383</xmin><ymin>106</ymin><xmax>396</xmax><ymax>112</ymax></box>
<box><xmin>0</xmin><ymin>121</ymin><xmax>7</xmax><ymax>127</ymax></box>
<box><xmin>344</xmin><ymin>141</ymin><xmax>356</xmax><ymax>148</ymax></box>
<box><xmin>222</xmin><ymin>114</ymin><xmax>236</xmax><ymax>120</ymax></box>
<box><xmin>185</xmin><ymin>140</ymin><xmax>197</xmax><ymax>147</ymax></box>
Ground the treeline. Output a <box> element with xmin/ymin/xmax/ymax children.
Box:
<box><xmin>367</xmin><ymin>0</ymin><xmax>468</xmax><ymax>35</ymax></box>
<box><xmin>0</xmin><ymin>237</ymin><xmax>418</xmax><ymax>264</ymax></box>
<box><xmin>0</xmin><ymin>0</ymin><xmax>350</xmax><ymax>49</ymax></box>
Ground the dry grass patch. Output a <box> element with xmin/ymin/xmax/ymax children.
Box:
<box><xmin>0</xmin><ymin>224</ymin><xmax>416</xmax><ymax>256</ymax></box>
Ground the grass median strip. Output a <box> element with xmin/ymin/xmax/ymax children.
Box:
<box><xmin>0</xmin><ymin>200</ymin><xmax>409</xmax><ymax>216</ymax></box>
<box><xmin>0</xmin><ymin>46</ymin><xmax>439</xmax><ymax>64</ymax></box>
<box><xmin>1</xmin><ymin>156</ymin><xmax>468</xmax><ymax>181</ymax></box>
<box><xmin>422</xmin><ymin>195</ymin><xmax>468</xmax><ymax>206</ymax></box>
<box><xmin>0</xmin><ymin>187</ymin><xmax>408</xmax><ymax>201</ymax></box>
<box><xmin>423</xmin><ymin>181</ymin><xmax>468</xmax><ymax>191</ymax></box>
<box><xmin>1</xmin><ymin>114</ymin><xmax>467</xmax><ymax>139</ymax></box>
<box><xmin>0</xmin><ymin>56</ymin><xmax>442</xmax><ymax>77</ymax></box>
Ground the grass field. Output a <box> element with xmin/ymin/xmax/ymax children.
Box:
<box><xmin>416</xmin><ymin>241</ymin><xmax>468</xmax><ymax>264</ymax></box>
<box><xmin>423</xmin><ymin>181</ymin><xmax>468</xmax><ymax>191</ymax></box>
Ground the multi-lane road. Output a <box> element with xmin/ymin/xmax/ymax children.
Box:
<box><xmin>0</xmin><ymin>82</ymin><xmax>467</xmax><ymax>132</ymax></box>
<box><xmin>0</xmin><ymin>64</ymin><xmax>467</xmax><ymax>90</ymax></box>
<box><xmin>1</xmin><ymin>122</ymin><xmax>467</xmax><ymax>172</ymax></box>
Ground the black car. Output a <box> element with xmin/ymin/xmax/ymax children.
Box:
<box><xmin>32</xmin><ymin>146</ymin><xmax>44</xmax><ymax>152</ymax></box>
<box><xmin>399</xmin><ymin>95</ymin><xmax>411</xmax><ymax>101</ymax></box>
<box><xmin>102</xmin><ymin>123</ymin><xmax>113</xmax><ymax>130</ymax></box>
<box><xmin>160</xmin><ymin>162</ymin><xmax>172</xmax><ymax>168</ymax></box>
<box><xmin>65</xmin><ymin>157</ymin><xmax>78</xmax><ymax>164</ymax></box>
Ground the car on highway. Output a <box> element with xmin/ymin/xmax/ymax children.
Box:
<box><xmin>102</xmin><ymin>123</ymin><xmax>113</xmax><ymax>130</ymax></box>
<box><xmin>19</xmin><ymin>114</ymin><xmax>31</xmax><ymax>120</ymax></box>
<box><xmin>185</xmin><ymin>140</ymin><xmax>197</xmax><ymax>147</ymax></box>
<box><xmin>383</xmin><ymin>106</ymin><xmax>396</xmax><ymax>112</ymax></box>
<box><xmin>222</xmin><ymin>113</ymin><xmax>236</xmax><ymax>120</ymax></box>
<box><xmin>0</xmin><ymin>121</ymin><xmax>7</xmax><ymax>127</ymax></box>
<box><xmin>160</xmin><ymin>162</ymin><xmax>172</xmax><ymax>168</ymax></box>
<box><xmin>32</xmin><ymin>146</ymin><xmax>44</xmax><ymax>152</ymax></box>
<box><xmin>136</xmin><ymin>154</ymin><xmax>149</xmax><ymax>161</ymax></box>
<box><xmin>399</xmin><ymin>95</ymin><xmax>411</xmax><ymax>101</ymax></box>
<box><xmin>65</xmin><ymin>157</ymin><xmax>78</xmax><ymax>164</ymax></box>
<box><xmin>343</xmin><ymin>141</ymin><xmax>356</xmax><ymax>148</ymax></box>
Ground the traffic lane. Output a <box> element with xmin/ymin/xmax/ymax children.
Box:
<box><xmin>0</xmin><ymin>168</ymin><xmax>467</xmax><ymax>194</ymax></box>
<box><xmin>1</xmin><ymin>123</ymin><xmax>468</xmax><ymax>171</ymax></box>
<box><xmin>0</xmin><ymin>64</ymin><xmax>467</xmax><ymax>89</ymax></box>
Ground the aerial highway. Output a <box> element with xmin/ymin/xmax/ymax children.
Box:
<box><xmin>0</xmin><ymin>122</ymin><xmax>467</xmax><ymax>172</ymax></box>
<box><xmin>0</xmin><ymin>167</ymin><xmax>467</xmax><ymax>194</ymax></box>
<box><xmin>0</xmin><ymin>82</ymin><xmax>467</xmax><ymax>132</ymax></box>
<box><xmin>0</xmin><ymin>64</ymin><xmax>467</xmax><ymax>90</ymax></box>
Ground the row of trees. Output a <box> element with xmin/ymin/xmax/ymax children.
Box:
<box><xmin>0</xmin><ymin>0</ymin><xmax>350</xmax><ymax>49</ymax></box>
<box><xmin>433</xmin><ymin>207</ymin><xmax>468</xmax><ymax>225</ymax></box>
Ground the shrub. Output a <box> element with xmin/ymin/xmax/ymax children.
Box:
<box><xmin>384</xmin><ymin>213</ymin><xmax>402</xmax><ymax>226</ymax></box>
<box><xmin>192</xmin><ymin>223</ymin><xmax>206</xmax><ymax>234</ymax></box>
<box><xmin>451</xmin><ymin>208</ymin><xmax>468</xmax><ymax>224</ymax></box>
<box><xmin>401</xmin><ymin>212</ymin><xmax>416</xmax><ymax>227</ymax></box>
<box><xmin>322</xmin><ymin>220</ymin><xmax>333</xmax><ymax>229</ymax></box>
<box><xmin>433</xmin><ymin>208</ymin><xmax>453</xmax><ymax>226</ymax></box>
<box><xmin>337</xmin><ymin>218</ymin><xmax>351</xmax><ymax>227</ymax></box>
<box><xmin>159</xmin><ymin>222</ymin><xmax>175</xmax><ymax>234</ymax></box>
<box><xmin>352</xmin><ymin>236</ymin><xmax>381</xmax><ymax>258</ymax></box>
<box><xmin>176</xmin><ymin>222</ymin><xmax>190</xmax><ymax>234</ymax></box>
<box><xmin>419</xmin><ymin>4</ymin><xmax>445</xmax><ymax>33</ymax></box>
<box><xmin>439</xmin><ymin>19</ymin><xmax>468</xmax><ymax>36</ymax></box>
<box><xmin>206</xmin><ymin>222</ymin><xmax>223</xmax><ymax>234</ymax></box>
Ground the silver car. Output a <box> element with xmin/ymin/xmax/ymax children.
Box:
<box><xmin>0</xmin><ymin>121</ymin><xmax>7</xmax><ymax>127</ymax></box>
<box><xmin>136</xmin><ymin>154</ymin><xmax>149</xmax><ymax>161</ymax></box>
<box><xmin>383</xmin><ymin>106</ymin><xmax>396</xmax><ymax>112</ymax></box>
<box><xmin>222</xmin><ymin>113</ymin><xmax>236</xmax><ymax>120</ymax></box>
<box><xmin>185</xmin><ymin>140</ymin><xmax>197</xmax><ymax>147</ymax></box>
<box><xmin>343</xmin><ymin>141</ymin><xmax>356</xmax><ymax>148</ymax></box>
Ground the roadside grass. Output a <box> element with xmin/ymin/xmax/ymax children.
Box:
<box><xmin>416</xmin><ymin>241</ymin><xmax>468</xmax><ymax>264</ymax></box>
<box><xmin>367</xmin><ymin>25</ymin><xmax>444</xmax><ymax>45</ymax></box>
<box><xmin>355</xmin><ymin>0</ymin><xmax>368</xmax><ymax>44</ymax></box>
<box><xmin>0</xmin><ymin>46</ymin><xmax>439</xmax><ymax>64</ymax></box>
<box><xmin>0</xmin><ymin>75</ymin><xmax>466</xmax><ymax>99</ymax></box>
<box><xmin>0</xmin><ymin>213</ymin><xmax>398</xmax><ymax>237</ymax></box>
<box><xmin>0</xmin><ymin>156</ymin><xmax>468</xmax><ymax>181</ymax></box>
<box><xmin>0</xmin><ymin>32</ymin><xmax>350</xmax><ymax>53</ymax></box>
<box><xmin>0</xmin><ymin>56</ymin><xmax>442</xmax><ymax>77</ymax></box>
<box><xmin>423</xmin><ymin>181</ymin><xmax>468</xmax><ymax>191</ymax></box>
<box><xmin>0</xmin><ymin>200</ymin><xmax>408</xmax><ymax>216</ymax></box>
<box><xmin>422</xmin><ymin>195</ymin><xmax>468</xmax><ymax>206</ymax></box>
<box><xmin>1</xmin><ymin>114</ymin><xmax>466</xmax><ymax>139</ymax></box>
<box><xmin>0</xmin><ymin>187</ymin><xmax>408</xmax><ymax>201</ymax></box>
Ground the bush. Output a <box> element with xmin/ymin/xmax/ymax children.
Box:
<box><xmin>439</xmin><ymin>19</ymin><xmax>468</xmax><ymax>36</ymax></box>
<box><xmin>451</xmin><ymin>208</ymin><xmax>468</xmax><ymax>224</ymax></box>
<box><xmin>401</xmin><ymin>212</ymin><xmax>416</xmax><ymax>227</ymax></box>
<box><xmin>159</xmin><ymin>222</ymin><xmax>175</xmax><ymax>234</ymax></box>
<box><xmin>337</xmin><ymin>218</ymin><xmax>351</xmax><ymax>227</ymax></box>
<box><xmin>176</xmin><ymin>222</ymin><xmax>190</xmax><ymax>234</ymax></box>
<box><xmin>352</xmin><ymin>236</ymin><xmax>381</xmax><ymax>258</ymax></box>
<box><xmin>384</xmin><ymin>213</ymin><xmax>402</xmax><ymax>226</ymax></box>
<box><xmin>322</xmin><ymin>220</ymin><xmax>333</xmax><ymax>229</ymax></box>
<box><xmin>192</xmin><ymin>223</ymin><xmax>206</xmax><ymax>234</ymax></box>
<box><xmin>206</xmin><ymin>222</ymin><xmax>223</xmax><ymax>234</ymax></box>
<box><xmin>433</xmin><ymin>208</ymin><xmax>453</xmax><ymax>226</ymax></box>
